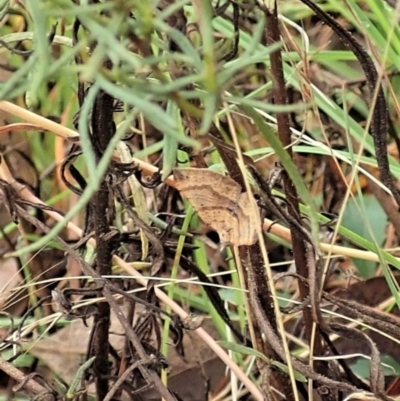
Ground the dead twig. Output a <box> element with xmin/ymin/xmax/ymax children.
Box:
<box><xmin>0</xmin><ymin>358</ymin><xmax>53</xmax><ymax>400</ymax></box>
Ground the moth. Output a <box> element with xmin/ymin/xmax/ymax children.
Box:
<box><xmin>173</xmin><ymin>168</ymin><xmax>260</xmax><ymax>247</ymax></box>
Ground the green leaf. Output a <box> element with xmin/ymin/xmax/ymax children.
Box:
<box><xmin>350</xmin><ymin>354</ymin><xmax>400</xmax><ymax>379</ymax></box>
<box><xmin>217</xmin><ymin>341</ymin><xmax>270</xmax><ymax>363</ymax></box>
<box><xmin>342</xmin><ymin>195</ymin><xmax>388</xmax><ymax>277</ymax></box>
<box><xmin>96</xmin><ymin>76</ymin><xmax>199</xmax><ymax>148</ymax></box>
<box><xmin>218</xmin><ymin>289</ymin><xmax>240</xmax><ymax>306</ymax></box>
<box><xmin>66</xmin><ymin>356</ymin><xmax>96</xmax><ymax>400</ymax></box>
<box><xmin>2</xmin><ymin>350</ymin><xmax>34</xmax><ymax>368</ymax></box>
<box><xmin>162</xmin><ymin>101</ymin><xmax>181</xmax><ymax>180</ymax></box>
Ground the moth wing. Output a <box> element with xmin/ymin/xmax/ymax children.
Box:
<box><xmin>173</xmin><ymin>167</ymin><xmax>260</xmax><ymax>246</ymax></box>
<box><xmin>173</xmin><ymin>168</ymin><xmax>242</xmax><ymax>245</ymax></box>
<box><xmin>173</xmin><ymin>168</ymin><xmax>242</xmax><ymax>200</ymax></box>
<box><xmin>236</xmin><ymin>193</ymin><xmax>260</xmax><ymax>246</ymax></box>
<box><xmin>197</xmin><ymin>208</ymin><xmax>237</xmax><ymax>245</ymax></box>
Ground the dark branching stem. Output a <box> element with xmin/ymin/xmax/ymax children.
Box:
<box><xmin>300</xmin><ymin>0</ymin><xmax>400</xmax><ymax>209</ymax></box>
<box><xmin>90</xmin><ymin>90</ymin><xmax>115</xmax><ymax>400</ymax></box>
<box><xmin>0</xmin><ymin>182</ymin><xmax>177</xmax><ymax>401</ymax></box>
<box><xmin>210</xmin><ymin>114</ymin><xmax>293</xmax><ymax>394</ymax></box>
<box><xmin>263</xmin><ymin>2</ymin><xmax>325</xmax><ymax>355</ymax></box>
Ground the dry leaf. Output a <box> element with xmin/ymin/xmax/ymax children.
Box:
<box><xmin>30</xmin><ymin>305</ymin><xmax>224</xmax><ymax>401</ymax></box>
<box><xmin>173</xmin><ymin>168</ymin><xmax>260</xmax><ymax>246</ymax></box>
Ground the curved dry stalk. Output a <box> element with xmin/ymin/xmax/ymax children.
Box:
<box><xmin>0</xmin><ymin>101</ymin><xmax>78</xmax><ymax>139</ymax></box>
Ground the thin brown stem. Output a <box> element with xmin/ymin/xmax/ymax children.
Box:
<box><xmin>264</xmin><ymin>2</ymin><xmax>321</xmax><ymax>349</ymax></box>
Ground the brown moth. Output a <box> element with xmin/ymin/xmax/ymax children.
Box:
<box><xmin>173</xmin><ymin>168</ymin><xmax>260</xmax><ymax>246</ymax></box>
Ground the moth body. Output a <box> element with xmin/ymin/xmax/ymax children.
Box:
<box><xmin>173</xmin><ymin>168</ymin><xmax>260</xmax><ymax>247</ymax></box>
